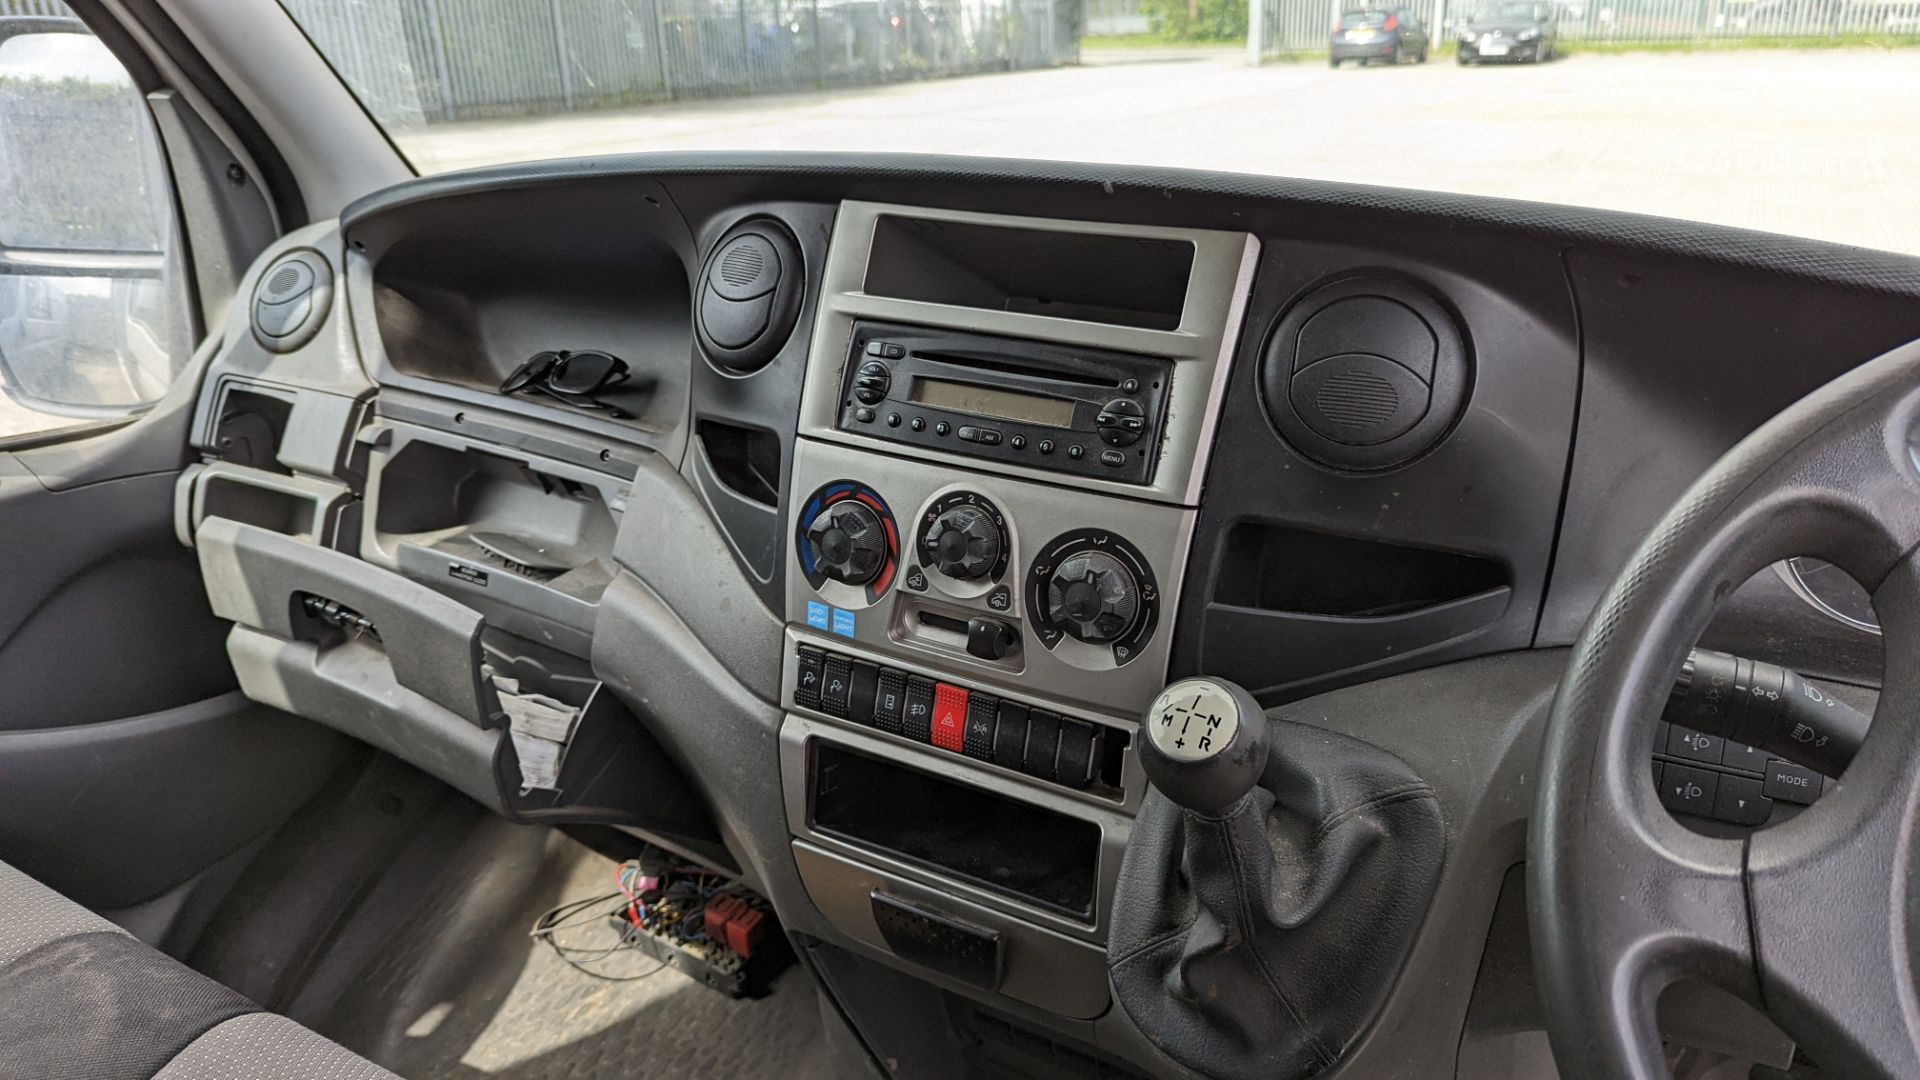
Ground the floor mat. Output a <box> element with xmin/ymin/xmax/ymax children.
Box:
<box><xmin>403</xmin><ymin>844</ymin><xmax>833</xmax><ymax>1080</ymax></box>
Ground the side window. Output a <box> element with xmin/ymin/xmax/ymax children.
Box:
<box><xmin>0</xmin><ymin>6</ymin><xmax>189</xmax><ymax>440</ymax></box>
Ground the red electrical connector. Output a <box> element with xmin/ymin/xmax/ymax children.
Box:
<box><xmin>703</xmin><ymin>895</ymin><xmax>766</xmax><ymax>958</ymax></box>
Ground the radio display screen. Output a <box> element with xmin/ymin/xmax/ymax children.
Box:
<box><xmin>910</xmin><ymin>377</ymin><xmax>1076</xmax><ymax>428</ymax></box>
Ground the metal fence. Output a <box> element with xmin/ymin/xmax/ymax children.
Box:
<box><xmin>0</xmin><ymin>0</ymin><xmax>74</xmax><ymax>15</ymax></box>
<box><xmin>283</xmin><ymin>0</ymin><xmax>1080</xmax><ymax>124</ymax></box>
<box><xmin>1256</xmin><ymin>0</ymin><xmax>1920</xmax><ymax>55</ymax></box>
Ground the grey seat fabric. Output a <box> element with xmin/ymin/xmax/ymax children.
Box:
<box><xmin>0</xmin><ymin>861</ymin><xmax>398</xmax><ymax>1080</ymax></box>
<box><xmin>152</xmin><ymin>1013</ymin><xmax>398</xmax><ymax>1079</ymax></box>
<box><xmin>0</xmin><ymin>860</ymin><xmax>127</xmax><ymax>963</ymax></box>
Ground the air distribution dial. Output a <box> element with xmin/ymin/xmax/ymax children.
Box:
<box><xmin>796</xmin><ymin>481</ymin><xmax>899</xmax><ymax>603</ymax></box>
<box><xmin>1046</xmin><ymin>550</ymin><xmax>1139</xmax><ymax>643</ymax></box>
<box><xmin>806</xmin><ymin>500</ymin><xmax>887</xmax><ymax>585</ymax></box>
<box><xmin>916</xmin><ymin>492</ymin><xmax>1009</xmax><ymax>584</ymax></box>
<box><xmin>1025</xmin><ymin>528</ymin><xmax>1160</xmax><ymax>666</ymax></box>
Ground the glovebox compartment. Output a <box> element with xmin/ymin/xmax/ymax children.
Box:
<box><xmin>197</xmin><ymin>519</ymin><xmax>721</xmax><ymax>858</ymax></box>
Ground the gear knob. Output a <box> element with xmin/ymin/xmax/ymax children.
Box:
<box><xmin>1139</xmin><ymin>677</ymin><xmax>1268</xmax><ymax>815</ymax></box>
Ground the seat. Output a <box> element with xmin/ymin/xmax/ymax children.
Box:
<box><xmin>0</xmin><ymin>861</ymin><xmax>397</xmax><ymax>1080</ymax></box>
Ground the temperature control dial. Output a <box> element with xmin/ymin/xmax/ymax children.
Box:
<box><xmin>807</xmin><ymin>501</ymin><xmax>887</xmax><ymax>585</ymax></box>
<box><xmin>796</xmin><ymin>481</ymin><xmax>899</xmax><ymax>604</ymax></box>
<box><xmin>916</xmin><ymin>492</ymin><xmax>1009</xmax><ymax>584</ymax></box>
<box><xmin>1026</xmin><ymin>528</ymin><xmax>1159</xmax><ymax>666</ymax></box>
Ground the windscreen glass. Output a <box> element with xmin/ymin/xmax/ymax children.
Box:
<box><xmin>277</xmin><ymin>0</ymin><xmax>1920</xmax><ymax>256</ymax></box>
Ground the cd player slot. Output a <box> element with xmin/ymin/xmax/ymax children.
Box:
<box><xmin>914</xmin><ymin>350</ymin><xmax>1115</xmax><ymax>389</ymax></box>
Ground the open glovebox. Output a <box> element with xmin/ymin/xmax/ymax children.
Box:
<box><xmin>177</xmin><ymin>417</ymin><xmax>727</xmax><ymax>867</ymax></box>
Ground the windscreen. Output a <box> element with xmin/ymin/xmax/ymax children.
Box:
<box><xmin>276</xmin><ymin>0</ymin><xmax>1920</xmax><ymax>256</ymax></box>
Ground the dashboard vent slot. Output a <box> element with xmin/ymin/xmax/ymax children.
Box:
<box><xmin>719</xmin><ymin>244</ymin><xmax>764</xmax><ymax>287</ymax></box>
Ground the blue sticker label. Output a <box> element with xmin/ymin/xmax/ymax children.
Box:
<box><xmin>806</xmin><ymin>601</ymin><xmax>830</xmax><ymax>630</ymax></box>
<box><xmin>831</xmin><ymin>608</ymin><xmax>857</xmax><ymax>638</ymax></box>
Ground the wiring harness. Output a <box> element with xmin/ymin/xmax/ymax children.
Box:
<box><xmin>529</xmin><ymin>852</ymin><xmax>775</xmax><ymax>989</ymax></box>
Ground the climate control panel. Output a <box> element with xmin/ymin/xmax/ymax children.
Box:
<box><xmin>785</xmin><ymin>439</ymin><xmax>1195</xmax><ymax>718</ymax></box>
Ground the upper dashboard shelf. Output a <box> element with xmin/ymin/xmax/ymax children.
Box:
<box><xmin>340</xmin><ymin>175</ymin><xmax>699</xmax><ymax>460</ymax></box>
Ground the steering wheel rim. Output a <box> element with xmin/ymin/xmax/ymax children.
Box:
<box><xmin>1530</xmin><ymin>338</ymin><xmax>1920</xmax><ymax>1080</ymax></box>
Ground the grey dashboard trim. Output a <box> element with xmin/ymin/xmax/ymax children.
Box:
<box><xmin>798</xmin><ymin>200</ymin><xmax>1257</xmax><ymax>507</ymax></box>
<box><xmin>338</xmin><ymin>151</ymin><xmax>1920</xmax><ymax>298</ymax></box>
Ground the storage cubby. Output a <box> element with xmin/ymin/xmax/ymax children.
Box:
<box><xmin>1196</xmin><ymin>521</ymin><xmax>1514</xmax><ymax>704</ymax></box>
<box><xmin>809</xmin><ymin>743</ymin><xmax>1101</xmax><ymax>920</ymax></box>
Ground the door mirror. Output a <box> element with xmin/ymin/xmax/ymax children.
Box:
<box><xmin>0</xmin><ymin>14</ymin><xmax>189</xmax><ymax>434</ymax></box>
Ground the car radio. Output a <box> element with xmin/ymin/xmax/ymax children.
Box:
<box><xmin>835</xmin><ymin>321</ymin><xmax>1172</xmax><ymax>485</ymax></box>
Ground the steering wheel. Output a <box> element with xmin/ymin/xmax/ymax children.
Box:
<box><xmin>1530</xmin><ymin>340</ymin><xmax>1920</xmax><ymax>1079</ymax></box>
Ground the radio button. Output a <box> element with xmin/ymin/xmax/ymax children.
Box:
<box><xmin>1038</xmin><ymin>439</ymin><xmax>1055</xmax><ymax>455</ymax></box>
<box><xmin>1066</xmin><ymin>444</ymin><xmax>1085</xmax><ymax>460</ymax></box>
<box><xmin>882</xmin><ymin>343</ymin><xmax>905</xmax><ymax>359</ymax></box>
<box><xmin>886</xmin><ymin>412</ymin><xmax>901</xmax><ymax>427</ymax></box>
<box><xmin>957</xmin><ymin>426</ymin><xmax>1002</xmax><ymax>446</ymax></box>
<box><xmin>855</xmin><ymin>407</ymin><xmax>875</xmax><ymax>423</ymax></box>
<box><xmin>1122</xmin><ymin>378</ymin><xmax>1141</xmax><ymax>394</ymax></box>
<box><xmin>1099</xmin><ymin>449</ymin><xmax>1126</xmax><ymax>467</ymax></box>
<box><xmin>910</xmin><ymin>417</ymin><xmax>925</xmax><ymax>432</ymax></box>
<box><xmin>854</xmin><ymin>362</ymin><xmax>892</xmax><ymax>405</ymax></box>
<box><xmin>1009</xmin><ymin>435</ymin><xmax>1026</xmax><ymax>450</ymax></box>
<box><xmin>935</xmin><ymin>421</ymin><xmax>951</xmax><ymax>437</ymax></box>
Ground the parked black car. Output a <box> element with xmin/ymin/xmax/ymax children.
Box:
<box><xmin>1330</xmin><ymin>7</ymin><xmax>1431</xmax><ymax>66</ymax></box>
<box><xmin>1456</xmin><ymin>1</ymin><xmax>1558</xmax><ymax>63</ymax></box>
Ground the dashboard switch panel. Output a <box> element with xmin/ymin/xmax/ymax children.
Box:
<box><xmin>791</xmin><ymin>643</ymin><xmax>1129</xmax><ymax>800</ymax></box>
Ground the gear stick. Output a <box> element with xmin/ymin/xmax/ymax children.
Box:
<box><xmin>1137</xmin><ymin>677</ymin><xmax>1268</xmax><ymax>814</ymax></box>
<box><xmin>1109</xmin><ymin>676</ymin><xmax>1446</xmax><ymax>1080</ymax></box>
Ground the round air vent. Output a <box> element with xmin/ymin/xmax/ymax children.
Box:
<box><xmin>250</xmin><ymin>249</ymin><xmax>332</xmax><ymax>353</ymax></box>
<box><xmin>695</xmin><ymin>219</ymin><xmax>804</xmax><ymax>374</ymax></box>
<box><xmin>1259</xmin><ymin>273</ymin><xmax>1471</xmax><ymax>472</ymax></box>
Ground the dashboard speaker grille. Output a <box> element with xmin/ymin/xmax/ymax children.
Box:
<box><xmin>267</xmin><ymin>266</ymin><xmax>302</xmax><ymax>296</ymax></box>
